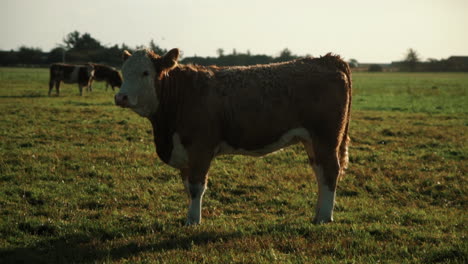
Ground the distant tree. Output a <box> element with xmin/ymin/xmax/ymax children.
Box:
<box><xmin>76</xmin><ymin>33</ymin><xmax>101</xmax><ymax>50</ymax></box>
<box><xmin>121</xmin><ymin>43</ymin><xmax>132</xmax><ymax>52</ymax></box>
<box><xmin>63</xmin><ymin>31</ymin><xmax>81</xmax><ymax>49</ymax></box>
<box><xmin>277</xmin><ymin>48</ymin><xmax>294</xmax><ymax>61</ymax></box>
<box><xmin>0</xmin><ymin>50</ymin><xmax>19</xmax><ymax>66</ymax></box>
<box><xmin>47</xmin><ymin>47</ymin><xmax>67</xmax><ymax>63</ymax></box>
<box><xmin>348</xmin><ymin>58</ymin><xmax>359</xmax><ymax>68</ymax></box>
<box><xmin>17</xmin><ymin>46</ymin><xmax>44</xmax><ymax>64</ymax></box>
<box><xmin>63</xmin><ymin>31</ymin><xmax>101</xmax><ymax>51</ymax></box>
<box><xmin>61</xmin><ymin>31</ymin><xmax>103</xmax><ymax>63</ymax></box>
<box><xmin>424</xmin><ymin>58</ymin><xmax>441</xmax><ymax>71</ymax></box>
<box><xmin>368</xmin><ymin>64</ymin><xmax>383</xmax><ymax>72</ymax></box>
<box><xmin>149</xmin><ymin>39</ymin><xmax>167</xmax><ymax>55</ymax></box>
<box><xmin>403</xmin><ymin>48</ymin><xmax>420</xmax><ymax>71</ymax></box>
<box><xmin>216</xmin><ymin>48</ymin><xmax>225</xmax><ymax>57</ymax></box>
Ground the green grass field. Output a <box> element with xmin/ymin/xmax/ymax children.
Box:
<box><xmin>0</xmin><ymin>68</ymin><xmax>467</xmax><ymax>263</ymax></box>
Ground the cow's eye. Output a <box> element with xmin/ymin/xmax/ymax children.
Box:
<box><xmin>142</xmin><ymin>71</ymin><xmax>149</xmax><ymax>77</ymax></box>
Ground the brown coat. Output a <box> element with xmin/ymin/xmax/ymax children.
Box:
<box><xmin>116</xmin><ymin>49</ymin><xmax>352</xmax><ymax>224</ymax></box>
<box><xmin>152</xmin><ymin>55</ymin><xmax>351</xmax><ymax>174</ymax></box>
<box><xmin>89</xmin><ymin>63</ymin><xmax>122</xmax><ymax>91</ymax></box>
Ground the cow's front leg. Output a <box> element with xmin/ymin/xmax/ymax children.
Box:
<box><xmin>186</xmin><ymin>180</ymin><xmax>206</xmax><ymax>225</ymax></box>
<box><xmin>86</xmin><ymin>80</ymin><xmax>93</xmax><ymax>93</ymax></box>
<box><xmin>78</xmin><ymin>85</ymin><xmax>83</xmax><ymax>96</ymax></box>
<box><xmin>180</xmin><ymin>155</ymin><xmax>212</xmax><ymax>225</ymax></box>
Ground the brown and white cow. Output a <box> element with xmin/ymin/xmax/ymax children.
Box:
<box><xmin>89</xmin><ymin>63</ymin><xmax>123</xmax><ymax>91</ymax></box>
<box><xmin>115</xmin><ymin>48</ymin><xmax>352</xmax><ymax>225</ymax></box>
<box><xmin>49</xmin><ymin>63</ymin><xmax>94</xmax><ymax>96</ymax></box>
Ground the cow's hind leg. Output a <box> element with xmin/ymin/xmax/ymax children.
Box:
<box><xmin>180</xmin><ymin>154</ymin><xmax>212</xmax><ymax>225</ymax></box>
<box><xmin>303</xmin><ymin>141</ymin><xmax>340</xmax><ymax>224</ymax></box>
<box><xmin>78</xmin><ymin>84</ymin><xmax>83</xmax><ymax>96</ymax></box>
<box><xmin>55</xmin><ymin>81</ymin><xmax>61</xmax><ymax>96</ymax></box>
<box><xmin>48</xmin><ymin>79</ymin><xmax>54</xmax><ymax>96</ymax></box>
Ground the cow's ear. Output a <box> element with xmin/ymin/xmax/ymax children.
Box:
<box><xmin>161</xmin><ymin>48</ymin><xmax>179</xmax><ymax>70</ymax></box>
<box><xmin>123</xmin><ymin>50</ymin><xmax>132</xmax><ymax>61</ymax></box>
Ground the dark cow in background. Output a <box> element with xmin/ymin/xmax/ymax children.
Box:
<box><xmin>115</xmin><ymin>48</ymin><xmax>352</xmax><ymax>225</ymax></box>
<box><xmin>49</xmin><ymin>63</ymin><xmax>94</xmax><ymax>96</ymax></box>
<box><xmin>89</xmin><ymin>64</ymin><xmax>122</xmax><ymax>91</ymax></box>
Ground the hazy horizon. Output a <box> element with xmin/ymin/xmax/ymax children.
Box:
<box><xmin>2</xmin><ymin>0</ymin><xmax>467</xmax><ymax>63</ymax></box>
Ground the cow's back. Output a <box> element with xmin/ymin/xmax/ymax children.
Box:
<box><xmin>92</xmin><ymin>64</ymin><xmax>122</xmax><ymax>86</ymax></box>
<box><xmin>50</xmin><ymin>63</ymin><xmax>75</xmax><ymax>82</ymax></box>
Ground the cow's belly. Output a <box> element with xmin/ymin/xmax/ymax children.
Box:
<box><xmin>62</xmin><ymin>67</ymin><xmax>80</xmax><ymax>83</ymax></box>
<box><xmin>62</xmin><ymin>79</ymin><xmax>77</xmax><ymax>84</ymax></box>
<box><xmin>215</xmin><ymin>127</ymin><xmax>311</xmax><ymax>156</ymax></box>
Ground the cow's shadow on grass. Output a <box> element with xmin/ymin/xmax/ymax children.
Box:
<box><xmin>0</xmin><ymin>228</ymin><xmax>242</xmax><ymax>263</ymax></box>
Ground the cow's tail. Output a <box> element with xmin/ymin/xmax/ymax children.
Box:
<box><xmin>338</xmin><ymin>58</ymin><xmax>352</xmax><ymax>177</ymax></box>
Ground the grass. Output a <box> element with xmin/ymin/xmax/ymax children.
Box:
<box><xmin>0</xmin><ymin>68</ymin><xmax>467</xmax><ymax>263</ymax></box>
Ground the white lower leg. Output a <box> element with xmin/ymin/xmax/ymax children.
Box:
<box><xmin>313</xmin><ymin>165</ymin><xmax>336</xmax><ymax>224</ymax></box>
<box><xmin>185</xmin><ymin>181</ymin><xmax>206</xmax><ymax>225</ymax></box>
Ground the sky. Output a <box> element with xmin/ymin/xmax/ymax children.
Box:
<box><xmin>1</xmin><ymin>0</ymin><xmax>467</xmax><ymax>63</ymax></box>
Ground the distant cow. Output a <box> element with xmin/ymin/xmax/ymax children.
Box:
<box><xmin>89</xmin><ymin>64</ymin><xmax>122</xmax><ymax>91</ymax></box>
<box><xmin>115</xmin><ymin>48</ymin><xmax>352</xmax><ymax>225</ymax></box>
<box><xmin>49</xmin><ymin>63</ymin><xmax>94</xmax><ymax>96</ymax></box>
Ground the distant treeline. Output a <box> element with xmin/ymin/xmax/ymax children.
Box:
<box><xmin>0</xmin><ymin>31</ymin><xmax>298</xmax><ymax>68</ymax></box>
<box><xmin>0</xmin><ymin>46</ymin><xmax>298</xmax><ymax>68</ymax></box>
<box><xmin>0</xmin><ymin>45</ymin><xmax>124</xmax><ymax>68</ymax></box>
<box><xmin>183</xmin><ymin>48</ymin><xmax>300</xmax><ymax>66</ymax></box>
<box><xmin>0</xmin><ymin>31</ymin><xmax>133</xmax><ymax>68</ymax></box>
<box><xmin>391</xmin><ymin>57</ymin><xmax>468</xmax><ymax>72</ymax></box>
<box><xmin>0</xmin><ymin>31</ymin><xmax>467</xmax><ymax>72</ymax></box>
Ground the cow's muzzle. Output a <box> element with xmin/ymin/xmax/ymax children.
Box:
<box><xmin>115</xmin><ymin>93</ymin><xmax>129</xmax><ymax>108</ymax></box>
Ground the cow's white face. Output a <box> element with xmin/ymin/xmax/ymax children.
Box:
<box><xmin>116</xmin><ymin>48</ymin><xmax>179</xmax><ymax>117</ymax></box>
<box><xmin>118</xmin><ymin>49</ymin><xmax>159</xmax><ymax>117</ymax></box>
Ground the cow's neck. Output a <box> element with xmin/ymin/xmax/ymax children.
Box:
<box><xmin>148</xmin><ymin>111</ymin><xmax>175</xmax><ymax>165</ymax></box>
<box><xmin>156</xmin><ymin>66</ymin><xmax>190</xmax><ymax>108</ymax></box>
<box><xmin>148</xmin><ymin>66</ymin><xmax>195</xmax><ymax>164</ymax></box>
